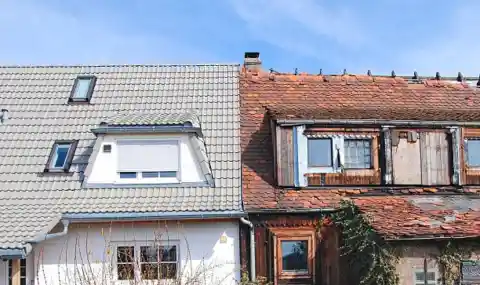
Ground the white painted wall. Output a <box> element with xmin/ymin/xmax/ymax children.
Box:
<box><xmin>33</xmin><ymin>220</ymin><xmax>240</xmax><ymax>285</ymax></box>
<box><xmin>87</xmin><ymin>133</ymin><xmax>205</xmax><ymax>185</ymax></box>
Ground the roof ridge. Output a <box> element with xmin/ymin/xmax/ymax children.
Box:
<box><xmin>244</xmin><ymin>69</ymin><xmax>480</xmax><ymax>82</ymax></box>
<box><xmin>0</xmin><ymin>63</ymin><xmax>241</xmax><ymax>69</ymax></box>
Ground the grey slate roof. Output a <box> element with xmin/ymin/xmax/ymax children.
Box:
<box><xmin>103</xmin><ymin>112</ymin><xmax>200</xmax><ymax>127</ymax></box>
<box><xmin>0</xmin><ymin>64</ymin><xmax>242</xmax><ymax>250</ymax></box>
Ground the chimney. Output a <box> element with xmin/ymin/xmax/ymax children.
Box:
<box><xmin>244</xmin><ymin>52</ymin><xmax>261</xmax><ymax>71</ymax></box>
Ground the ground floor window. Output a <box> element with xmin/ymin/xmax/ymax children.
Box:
<box><xmin>414</xmin><ymin>269</ymin><xmax>437</xmax><ymax>285</ymax></box>
<box><xmin>271</xmin><ymin>228</ymin><xmax>315</xmax><ymax>279</ymax></box>
<box><xmin>8</xmin><ymin>259</ymin><xmax>26</xmax><ymax>285</ymax></box>
<box><xmin>115</xmin><ymin>242</ymin><xmax>179</xmax><ymax>282</ymax></box>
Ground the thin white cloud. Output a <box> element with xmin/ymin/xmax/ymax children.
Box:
<box><xmin>0</xmin><ymin>0</ymin><xmax>215</xmax><ymax>65</ymax></box>
<box><xmin>397</xmin><ymin>3</ymin><xmax>480</xmax><ymax>76</ymax></box>
<box><xmin>229</xmin><ymin>0</ymin><xmax>368</xmax><ymax>62</ymax></box>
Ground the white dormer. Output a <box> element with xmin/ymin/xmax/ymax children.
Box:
<box><xmin>83</xmin><ymin>112</ymin><xmax>214</xmax><ymax>188</ymax></box>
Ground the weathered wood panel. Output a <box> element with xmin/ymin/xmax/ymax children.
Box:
<box><xmin>392</xmin><ymin>137</ymin><xmax>422</xmax><ymax>184</ymax></box>
<box><xmin>276</xmin><ymin>126</ymin><xmax>295</xmax><ymax>186</ymax></box>
<box><xmin>307</xmin><ymin>170</ymin><xmax>381</xmax><ymax>186</ymax></box>
<box><xmin>255</xmin><ymin>227</ymin><xmax>268</xmax><ymax>278</ymax></box>
<box><xmin>420</xmin><ymin>132</ymin><xmax>450</xmax><ymax>185</ymax></box>
<box><xmin>463</xmin><ymin>128</ymin><xmax>480</xmax><ymax>137</ymax></box>
<box><xmin>465</xmin><ymin>168</ymin><xmax>480</xmax><ymax>184</ymax></box>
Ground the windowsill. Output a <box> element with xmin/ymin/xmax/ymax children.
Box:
<box><xmin>67</xmin><ymin>99</ymin><xmax>91</xmax><ymax>105</ymax></box>
<box><xmin>39</xmin><ymin>170</ymin><xmax>74</xmax><ymax>177</ymax></box>
<box><xmin>83</xmin><ymin>181</ymin><xmax>210</xmax><ymax>189</ymax></box>
<box><xmin>114</xmin><ymin>279</ymin><xmax>176</xmax><ymax>285</ymax></box>
<box><xmin>279</xmin><ymin>273</ymin><xmax>312</xmax><ymax>279</ymax></box>
<box><xmin>115</xmin><ymin>178</ymin><xmax>180</xmax><ymax>184</ymax></box>
<box><xmin>307</xmin><ymin>166</ymin><xmax>338</xmax><ymax>174</ymax></box>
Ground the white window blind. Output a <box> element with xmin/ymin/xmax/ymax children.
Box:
<box><xmin>117</xmin><ymin>140</ymin><xmax>179</xmax><ymax>172</ymax></box>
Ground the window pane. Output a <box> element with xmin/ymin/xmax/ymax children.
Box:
<box><xmin>426</xmin><ymin>271</ymin><xmax>435</xmax><ymax>281</ymax></box>
<box><xmin>344</xmin><ymin>139</ymin><xmax>371</xmax><ymax>169</ymax></box>
<box><xmin>159</xmin><ymin>263</ymin><xmax>177</xmax><ymax>279</ymax></box>
<box><xmin>141</xmin><ymin>246</ymin><xmax>158</xmax><ymax>262</ymax></box>
<box><xmin>141</xmin><ymin>263</ymin><xmax>159</xmax><ymax>280</ymax></box>
<box><xmin>73</xmin><ymin>78</ymin><xmax>92</xmax><ymax>99</ymax></box>
<box><xmin>117</xmin><ymin>264</ymin><xmax>135</xmax><ymax>280</ymax></box>
<box><xmin>415</xmin><ymin>271</ymin><xmax>425</xmax><ymax>281</ymax></box>
<box><xmin>467</xmin><ymin>140</ymin><xmax>480</xmax><ymax>166</ymax></box>
<box><xmin>52</xmin><ymin>144</ymin><xmax>70</xmax><ymax>168</ymax></box>
<box><xmin>142</xmin><ymin>172</ymin><xmax>159</xmax><ymax>178</ymax></box>
<box><xmin>159</xmin><ymin>245</ymin><xmax>177</xmax><ymax>261</ymax></box>
<box><xmin>281</xmin><ymin>240</ymin><xmax>308</xmax><ymax>272</ymax></box>
<box><xmin>308</xmin><ymin>139</ymin><xmax>332</xmax><ymax>167</ymax></box>
<box><xmin>117</xmin><ymin>246</ymin><xmax>134</xmax><ymax>263</ymax></box>
<box><xmin>119</xmin><ymin>172</ymin><xmax>137</xmax><ymax>179</ymax></box>
<box><xmin>160</xmin><ymin>171</ymin><xmax>177</xmax><ymax>178</ymax></box>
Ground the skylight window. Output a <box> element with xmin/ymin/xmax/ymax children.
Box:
<box><xmin>68</xmin><ymin>75</ymin><xmax>97</xmax><ymax>103</ymax></box>
<box><xmin>45</xmin><ymin>140</ymin><xmax>78</xmax><ymax>172</ymax></box>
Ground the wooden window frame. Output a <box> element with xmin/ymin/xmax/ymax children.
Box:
<box><xmin>343</xmin><ymin>138</ymin><xmax>373</xmax><ymax>170</ymax></box>
<box><xmin>271</xmin><ymin>228</ymin><xmax>315</xmax><ymax>280</ymax></box>
<box><xmin>68</xmin><ymin>75</ymin><xmax>97</xmax><ymax>104</ymax></box>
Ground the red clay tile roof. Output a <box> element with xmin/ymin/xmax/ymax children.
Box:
<box><xmin>240</xmin><ymin>68</ymin><xmax>480</xmax><ymax>211</ymax></box>
<box><xmin>353</xmin><ymin>196</ymin><xmax>480</xmax><ymax>239</ymax></box>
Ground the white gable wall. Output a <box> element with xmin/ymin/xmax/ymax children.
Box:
<box><xmin>33</xmin><ymin>221</ymin><xmax>240</xmax><ymax>285</ymax></box>
<box><xmin>87</xmin><ymin>133</ymin><xmax>206</xmax><ymax>185</ymax></box>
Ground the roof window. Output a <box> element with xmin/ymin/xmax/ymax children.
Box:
<box><xmin>68</xmin><ymin>75</ymin><xmax>96</xmax><ymax>103</ymax></box>
<box><xmin>45</xmin><ymin>140</ymin><xmax>78</xmax><ymax>172</ymax></box>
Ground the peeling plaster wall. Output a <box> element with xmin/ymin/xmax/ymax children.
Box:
<box><xmin>395</xmin><ymin>244</ymin><xmax>480</xmax><ymax>285</ymax></box>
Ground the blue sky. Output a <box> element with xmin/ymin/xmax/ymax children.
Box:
<box><xmin>1</xmin><ymin>0</ymin><xmax>479</xmax><ymax>76</ymax></box>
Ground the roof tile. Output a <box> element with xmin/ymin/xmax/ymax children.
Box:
<box><xmin>353</xmin><ymin>196</ymin><xmax>480</xmax><ymax>238</ymax></box>
<box><xmin>0</xmin><ymin>64</ymin><xmax>241</xmax><ymax>249</ymax></box>
<box><xmin>240</xmin><ymin>69</ymin><xmax>480</xmax><ymax>211</ymax></box>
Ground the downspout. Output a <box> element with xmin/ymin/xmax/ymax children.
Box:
<box><xmin>24</xmin><ymin>220</ymin><xmax>70</xmax><ymax>255</ymax></box>
<box><xmin>240</xmin><ymin>217</ymin><xmax>256</xmax><ymax>281</ymax></box>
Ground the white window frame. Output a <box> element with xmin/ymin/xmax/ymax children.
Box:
<box><xmin>296</xmin><ymin>126</ymin><xmax>375</xmax><ymax>186</ymax></box>
<box><xmin>413</xmin><ymin>268</ymin><xmax>438</xmax><ymax>285</ymax></box>
<box><xmin>115</xmin><ymin>139</ymin><xmax>181</xmax><ymax>185</ymax></box>
<box><xmin>307</xmin><ymin>136</ymin><xmax>343</xmax><ymax>174</ymax></box>
<box><xmin>112</xmin><ymin>241</ymin><xmax>180</xmax><ymax>284</ymax></box>
<box><xmin>305</xmin><ymin>136</ymin><xmax>373</xmax><ymax>173</ymax></box>
<box><xmin>465</xmin><ymin>138</ymin><xmax>480</xmax><ymax>168</ymax></box>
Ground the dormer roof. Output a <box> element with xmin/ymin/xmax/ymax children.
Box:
<box><xmin>93</xmin><ymin>112</ymin><xmax>203</xmax><ymax>135</ymax></box>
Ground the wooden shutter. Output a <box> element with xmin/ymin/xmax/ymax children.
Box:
<box><xmin>275</xmin><ymin>126</ymin><xmax>295</xmax><ymax>186</ymax></box>
<box><xmin>420</xmin><ymin>132</ymin><xmax>450</xmax><ymax>185</ymax></box>
<box><xmin>392</xmin><ymin>135</ymin><xmax>422</xmax><ymax>184</ymax></box>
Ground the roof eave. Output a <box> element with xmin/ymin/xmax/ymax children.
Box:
<box><xmin>0</xmin><ymin>248</ymin><xmax>28</xmax><ymax>259</ymax></box>
<box><xmin>276</xmin><ymin>118</ymin><xmax>480</xmax><ymax>127</ymax></box>
<box><xmin>91</xmin><ymin>125</ymin><xmax>203</xmax><ymax>136</ymax></box>
<box><xmin>385</xmin><ymin>234</ymin><xmax>480</xmax><ymax>242</ymax></box>
<box><xmin>62</xmin><ymin>210</ymin><xmax>246</xmax><ymax>223</ymax></box>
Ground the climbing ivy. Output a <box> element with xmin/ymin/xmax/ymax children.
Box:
<box><xmin>437</xmin><ymin>241</ymin><xmax>477</xmax><ymax>285</ymax></box>
<box><xmin>331</xmin><ymin>200</ymin><xmax>400</xmax><ymax>285</ymax></box>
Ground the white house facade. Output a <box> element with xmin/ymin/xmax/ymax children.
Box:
<box><xmin>0</xmin><ymin>64</ymin><xmax>242</xmax><ymax>285</ymax></box>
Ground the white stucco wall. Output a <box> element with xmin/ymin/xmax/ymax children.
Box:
<box><xmin>86</xmin><ymin>133</ymin><xmax>205</xmax><ymax>185</ymax></box>
<box><xmin>32</xmin><ymin>220</ymin><xmax>240</xmax><ymax>285</ymax></box>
